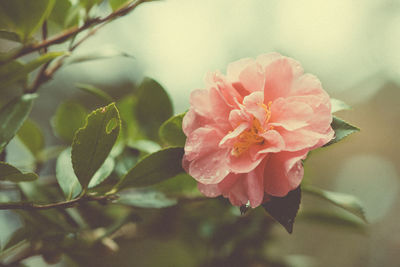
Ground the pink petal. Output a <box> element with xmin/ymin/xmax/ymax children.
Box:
<box><xmin>219</xmin><ymin>122</ymin><xmax>249</xmax><ymax>148</ymax></box>
<box><xmin>198</xmin><ymin>183</ymin><xmax>221</xmax><ymax>197</ymax></box>
<box><xmin>258</xmin><ymin>130</ymin><xmax>285</xmax><ymax>154</ymax></box>
<box><xmin>263</xmin><ymin>58</ymin><xmax>294</xmax><ymax>103</ymax></box>
<box><xmin>256</xmin><ymin>53</ymin><xmax>282</xmax><ymax>68</ymax></box>
<box><xmin>218</xmin><ymin>164</ymin><xmax>265</xmax><ymax>208</ymax></box>
<box><xmin>188</xmin><ymin>148</ymin><xmax>230</xmax><ymax>184</ymax></box>
<box><xmin>245</xmin><ymin>164</ymin><xmax>265</xmax><ymax>207</ymax></box>
<box><xmin>229</xmin><ymin>108</ymin><xmax>252</xmax><ymax>128</ymax></box>
<box><xmin>189</xmin><ymin>89</ymin><xmax>211</xmax><ymax>117</ymax></box>
<box><xmin>242</xmin><ymin>91</ymin><xmax>266</xmax><ymax>124</ymax></box>
<box><xmin>228</xmin><ymin>149</ymin><xmax>265</xmax><ymax>173</ymax></box>
<box><xmin>184</xmin><ymin>127</ymin><xmax>222</xmax><ymax>161</ymax></box>
<box><xmin>226</xmin><ymin>57</ymin><xmax>255</xmax><ymax>82</ymax></box>
<box><xmin>269</xmin><ymin>98</ymin><xmax>313</xmax><ymax>131</ymax></box>
<box><xmin>278</xmin><ymin>128</ymin><xmax>329</xmax><ymax>152</ymax></box>
<box><xmin>263</xmin><ymin>150</ymin><xmax>307</xmax><ymax>197</ymax></box>
<box><xmin>238</xmin><ymin>62</ymin><xmax>264</xmax><ymax>93</ymax></box>
<box><xmin>182</xmin><ymin>109</ymin><xmax>213</xmax><ymax>136</ymax></box>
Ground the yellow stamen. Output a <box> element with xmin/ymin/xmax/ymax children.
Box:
<box><xmin>232</xmin><ymin>101</ymin><xmax>273</xmax><ymax>157</ymax></box>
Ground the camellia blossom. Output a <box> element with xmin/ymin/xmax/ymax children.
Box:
<box><xmin>182</xmin><ymin>53</ymin><xmax>334</xmax><ymax>208</ymax></box>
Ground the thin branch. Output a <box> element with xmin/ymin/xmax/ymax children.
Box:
<box><xmin>0</xmin><ymin>194</ymin><xmax>119</xmax><ymax>211</ymax></box>
<box><xmin>4</xmin><ymin>0</ymin><xmax>145</xmax><ymax>63</ymax></box>
<box><xmin>41</xmin><ymin>20</ymin><xmax>48</xmax><ymax>54</ymax></box>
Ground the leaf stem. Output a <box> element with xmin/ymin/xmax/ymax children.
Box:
<box><xmin>0</xmin><ymin>194</ymin><xmax>119</xmax><ymax>211</ymax></box>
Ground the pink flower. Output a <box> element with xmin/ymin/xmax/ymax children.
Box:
<box><xmin>182</xmin><ymin>53</ymin><xmax>334</xmax><ymax>208</ymax></box>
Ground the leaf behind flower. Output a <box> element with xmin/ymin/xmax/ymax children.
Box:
<box><xmin>262</xmin><ymin>186</ymin><xmax>301</xmax><ymax>234</ymax></box>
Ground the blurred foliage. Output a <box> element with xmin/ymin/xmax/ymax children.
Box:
<box><xmin>0</xmin><ymin>0</ymin><xmax>363</xmax><ymax>266</ymax></box>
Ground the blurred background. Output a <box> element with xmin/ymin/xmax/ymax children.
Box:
<box><xmin>1</xmin><ymin>0</ymin><xmax>400</xmax><ymax>266</ymax></box>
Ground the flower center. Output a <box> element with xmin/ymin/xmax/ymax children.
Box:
<box><xmin>232</xmin><ymin>101</ymin><xmax>272</xmax><ymax>157</ymax></box>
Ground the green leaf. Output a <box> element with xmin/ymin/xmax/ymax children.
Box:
<box><xmin>331</xmin><ymin>98</ymin><xmax>351</xmax><ymax>113</ymax></box>
<box><xmin>117</xmin><ymin>189</ymin><xmax>178</xmax><ymax>208</ymax></box>
<box><xmin>135</xmin><ymin>78</ymin><xmax>173</xmax><ymax>141</ymax></box>
<box><xmin>116</xmin><ymin>147</ymin><xmax>184</xmax><ymax>190</ymax></box>
<box><xmin>51</xmin><ymin>101</ymin><xmax>87</xmax><ymax>143</ymax></box>
<box><xmin>76</xmin><ymin>83</ymin><xmax>114</xmax><ymax>104</ymax></box>
<box><xmin>64</xmin><ymin>3</ymin><xmax>83</xmax><ymax>28</ymax></box>
<box><xmin>159</xmin><ymin>113</ymin><xmax>186</xmax><ymax>147</ymax></box>
<box><xmin>298</xmin><ymin>210</ymin><xmax>366</xmax><ymax>233</ymax></box>
<box><xmin>303</xmin><ymin>185</ymin><xmax>367</xmax><ymax>222</ymax></box>
<box><xmin>17</xmin><ymin>119</ymin><xmax>44</xmax><ymax>157</ymax></box>
<box><xmin>262</xmin><ymin>186</ymin><xmax>301</xmax><ymax>234</ymax></box>
<box><xmin>127</xmin><ymin>139</ymin><xmax>161</xmax><ymax>154</ymax></box>
<box><xmin>71</xmin><ymin>103</ymin><xmax>121</xmax><ymax>189</ymax></box>
<box><xmin>0</xmin><ymin>0</ymin><xmax>55</xmax><ymax>42</ymax></box>
<box><xmin>56</xmin><ymin>148</ymin><xmax>82</xmax><ymax>200</ymax></box>
<box><xmin>2</xmin><ymin>227</ymin><xmax>31</xmax><ymax>251</ymax></box>
<box><xmin>324</xmin><ymin>116</ymin><xmax>359</xmax><ymax>147</ymax></box>
<box><xmin>0</xmin><ymin>94</ymin><xmax>37</xmax><ymax>153</ymax></box>
<box><xmin>36</xmin><ymin>145</ymin><xmax>66</xmax><ymax>163</ymax></box>
<box><xmin>65</xmin><ymin>47</ymin><xmax>134</xmax><ymax>65</ymax></box>
<box><xmin>57</xmin><ymin>148</ymin><xmax>116</xmax><ymax>200</ymax></box>
<box><xmin>0</xmin><ymin>52</ymin><xmax>65</xmax><ymax>90</ymax></box>
<box><xmin>109</xmin><ymin>0</ymin><xmax>132</xmax><ymax>10</ymax></box>
<box><xmin>80</xmin><ymin>0</ymin><xmax>104</xmax><ymax>13</ymax></box>
<box><xmin>0</xmin><ymin>161</ymin><xmax>38</xmax><ymax>182</ymax></box>
<box><xmin>0</xmin><ymin>30</ymin><xmax>21</xmax><ymax>42</ymax></box>
<box><xmin>48</xmin><ymin>0</ymin><xmax>72</xmax><ymax>27</ymax></box>
<box><xmin>88</xmin><ymin>157</ymin><xmax>115</xmax><ymax>188</ymax></box>
<box><xmin>117</xmin><ymin>95</ymin><xmax>145</xmax><ymax>144</ymax></box>
<box><xmin>153</xmin><ymin>173</ymin><xmax>199</xmax><ymax>197</ymax></box>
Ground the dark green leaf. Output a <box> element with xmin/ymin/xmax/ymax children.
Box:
<box><xmin>324</xmin><ymin>116</ymin><xmax>359</xmax><ymax>146</ymax></box>
<box><xmin>76</xmin><ymin>83</ymin><xmax>114</xmax><ymax>104</ymax></box>
<box><xmin>17</xmin><ymin>119</ymin><xmax>44</xmax><ymax>157</ymax></box>
<box><xmin>51</xmin><ymin>101</ymin><xmax>87</xmax><ymax>143</ymax></box>
<box><xmin>159</xmin><ymin>112</ymin><xmax>186</xmax><ymax>147</ymax></box>
<box><xmin>0</xmin><ymin>0</ymin><xmax>55</xmax><ymax>42</ymax></box>
<box><xmin>117</xmin><ymin>189</ymin><xmax>178</xmax><ymax>208</ymax></box>
<box><xmin>262</xmin><ymin>186</ymin><xmax>301</xmax><ymax>234</ymax></box>
<box><xmin>302</xmin><ymin>185</ymin><xmax>367</xmax><ymax>222</ymax></box>
<box><xmin>71</xmin><ymin>103</ymin><xmax>121</xmax><ymax>189</ymax></box>
<box><xmin>0</xmin><ymin>30</ymin><xmax>21</xmax><ymax>42</ymax></box>
<box><xmin>116</xmin><ymin>147</ymin><xmax>184</xmax><ymax>190</ymax></box>
<box><xmin>135</xmin><ymin>78</ymin><xmax>173</xmax><ymax>141</ymax></box>
<box><xmin>0</xmin><ymin>94</ymin><xmax>37</xmax><ymax>153</ymax></box>
<box><xmin>56</xmin><ymin>148</ymin><xmax>82</xmax><ymax>200</ymax></box>
<box><xmin>0</xmin><ymin>161</ymin><xmax>37</xmax><ymax>182</ymax></box>
<box><xmin>330</xmin><ymin>98</ymin><xmax>351</xmax><ymax>113</ymax></box>
<box><xmin>0</xmin><ymin>52</ymin><xmax>65</xmax><ymax>90</ymax></box>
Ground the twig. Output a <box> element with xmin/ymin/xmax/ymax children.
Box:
<box><xmin>0</xmin><ymin>194</ymin><xmax>119</xmax><ymax>211</ymax></box>
<box><xmin>24</xmin><ymin>0</ymin><xmax>146</xmax><ymax>93</ymax></box>
<box><xmin>4</xmin><ymin>0</ymin><xmax>145</xmax><ymax>63</ymax></box>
